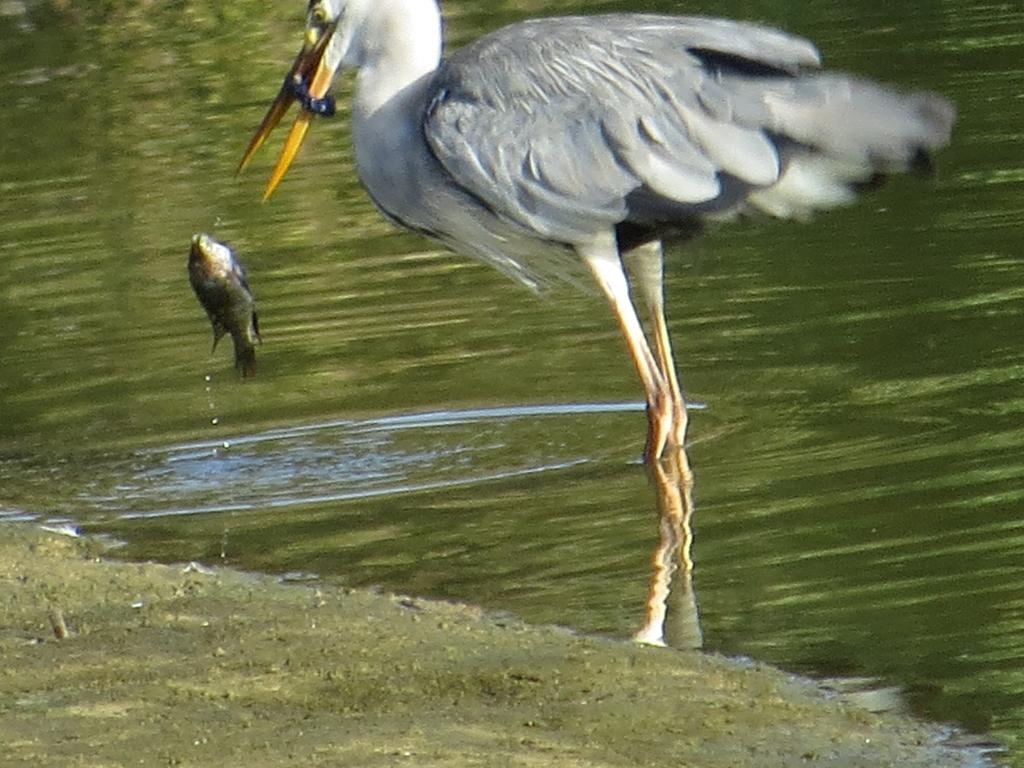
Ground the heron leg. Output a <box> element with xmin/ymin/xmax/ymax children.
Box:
<box><xmin>623</xmin><ymin>240</ymin><xmax>688</xmax><ymax>452</ymax></box>
<box><xmin>579</xmin><ymin>233</ymin><xmax>672</xmax><ymax>461</ymax></box>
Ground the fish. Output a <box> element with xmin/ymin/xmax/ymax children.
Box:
<box><xmin>188</xmin><ymin>233</ymin><xmax>261</xmax><ymax>377</ymax></box>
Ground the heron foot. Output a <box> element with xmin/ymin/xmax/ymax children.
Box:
<box><xmin>643</xmin><ymin>392</ymin><xmax>673</xmax><ymax>463</ymax></box>
<box><xmin>643</xmin><ymin>394</ymin><xmax>689</xmax><ymax>464</ymax></box>
<box><xmin>286</xmin><ymin>75</ymin><xmax>337</xmax><ymax>117</ymax></box>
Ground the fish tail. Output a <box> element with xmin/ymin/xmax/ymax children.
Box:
<box><xmin>233</xmin><ymin>339</ymin><xmax>258</xmax><ymax>378</ymax></box>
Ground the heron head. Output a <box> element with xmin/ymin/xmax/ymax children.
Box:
<box><xmin>236</xmin><ymin>0</ymin><xmax>359</xmax><ymax>200</ymax></box>
<box><xmin>237</xmin><ymin>0</ymin><xmax>444</xmax><ymax>200</ymax></box>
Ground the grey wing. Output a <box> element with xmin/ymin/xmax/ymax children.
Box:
<box><xmin>423</xmin><ymin>14</ymin><xmax>954</xmax><ymax>243</ymax></box>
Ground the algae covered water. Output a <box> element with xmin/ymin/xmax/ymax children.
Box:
<box><xmin>0</xmin><ymin>0</ymin><xmax>1022</xmax><ymax>760</ymax></box>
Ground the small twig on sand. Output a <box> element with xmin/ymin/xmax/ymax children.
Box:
<box><xmin>48</xmin><ymin>607</ymin><xmax>70</xmax><ymax>640</ymax></box>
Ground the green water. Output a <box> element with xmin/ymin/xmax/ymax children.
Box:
<box><xmin>1</xmin><ymin>0</ymin><xmax>1022</xmax><ymax>761</ymax></box>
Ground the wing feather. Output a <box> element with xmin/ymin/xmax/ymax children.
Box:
<box><xmin>423</xmin><ymin>14</ymin><xmax>952</xmax><ymax>242</ymax></box>
<box><xmin>424</xmin><ymin>15</ymin><xmax>817</xmax><ymax>241</ymax></box>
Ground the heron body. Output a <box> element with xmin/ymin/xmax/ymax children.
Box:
<box><xmin>239</xmin><ymin>0</ymin><xmax>954</xmax><ymax>461</ymax></box>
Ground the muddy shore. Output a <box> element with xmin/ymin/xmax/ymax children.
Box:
<box><xmin>0</xmin><ymin>524</ymin><xmax>985</xmax><ymax>767</ymax></box>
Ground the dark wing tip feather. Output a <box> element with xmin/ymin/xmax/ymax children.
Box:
<box><xmin>688</xmin><ymin>47</ymin><xmax>804</xmax><ymax>77</ymax></box>
<box><xmin>910</xmin><ymin>147</ymin><xmax>935</xmax><ymax>177</ymax></box>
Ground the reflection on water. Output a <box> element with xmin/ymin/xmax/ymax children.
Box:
<box><xmin>634</xmin><ymin>448</ymin><xmax>701</xmax><ymax>650</ymax></box>
<box><xmin>1</xmin><ymin>0</ymin><xmax>1024</xmax><ymax>764</ymax></box>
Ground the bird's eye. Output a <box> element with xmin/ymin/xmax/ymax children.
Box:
<box><xmin>309</xmin><ymin>2</ymin><xmax>330</xmax><ymax>25</ymax></box>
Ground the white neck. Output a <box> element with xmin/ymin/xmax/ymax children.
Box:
<box><xmin>342</xmin><ymin>0</ymin><xmax>445</xmax><ymax>229</ymax></box>
<box><xmin>346</xmin><ymin>0</ymin><xmax>443</xmax><ymax>117</ymax></box>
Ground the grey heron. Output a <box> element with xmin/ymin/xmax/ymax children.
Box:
<box><xmin>238</xmin><ymin>0</ymin><xmax>955</xmax><ymax>462</ymax></box>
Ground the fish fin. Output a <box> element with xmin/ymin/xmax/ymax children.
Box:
<box><xmin>210</xmin><ymin>324</ymin><xmax>226</xmax><ymax>352</ymax></box>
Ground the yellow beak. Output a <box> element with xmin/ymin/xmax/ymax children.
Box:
<box><xmin>237</xmin><ymin>26</ymin><xmax>336</xmax><ymax>201</ymax></box>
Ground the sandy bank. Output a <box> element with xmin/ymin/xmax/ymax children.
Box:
<box><xmin>0</xmin><ymin>524</ymin><xmax>984</xmax><ymax>767</ymax></box>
